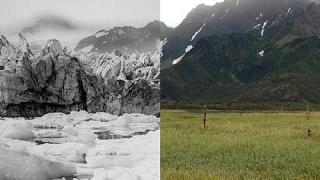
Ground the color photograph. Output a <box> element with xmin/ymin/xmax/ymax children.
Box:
<box><xmin>161</xmin><ymin>0</ymin><xmax>320</xmax><ymax>179</ymax></box>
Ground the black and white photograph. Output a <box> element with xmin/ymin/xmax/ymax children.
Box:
<box><xmin>0</xmin><ymin>0</ymin><xmax>160</xmax><ymax>179</ymax></box>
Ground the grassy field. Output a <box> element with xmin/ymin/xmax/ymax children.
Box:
<box><xmin>161</xmin><ymin>110</ymin><xmax>320</xmax><ymax>179</ymax></box>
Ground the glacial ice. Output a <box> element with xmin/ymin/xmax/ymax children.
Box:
<box><xmin>0</xmin><ymin>111</ymin><xmax>160</xmax><ymax>180</ymax></box>
<box><xmin>1</xmin><ymin>120</ymin><xmax>35</xmax><ymax>140</ymax></box>
<box><xmin>0</xmin><ymin>146</ymin><xmax>76</xmax><ymax>180</ymax></box>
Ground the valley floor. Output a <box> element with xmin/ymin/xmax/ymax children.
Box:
<box><xmin>161</xmin><ymin>109</ymin><xmax>320</xmax><ymax>179</ymax></box>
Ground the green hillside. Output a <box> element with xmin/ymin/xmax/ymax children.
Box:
<box><xmin>161</xmin><ymin>3</ymin><xmax>320</xmax><ymax>105</ymax></box>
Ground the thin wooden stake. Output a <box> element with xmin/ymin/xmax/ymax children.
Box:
<box><xmin>306</xmin><ymin>104</ymin><xmax>311</xmax><ymax>120</ymax></box>
<box><xmin>203</xmin><ymin>104</ymin><xmax>207</xmax><ymax>128</ymax></box>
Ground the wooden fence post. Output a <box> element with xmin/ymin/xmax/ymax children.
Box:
<box><xmin>203</xmin><ymin>104</ymin><xmax>207</xmax><ymax>128</ymax></box>
<box><xmin>306</xmin><ymin>104</ymin><xmax>311</xmax><ymax>120</ymax></box>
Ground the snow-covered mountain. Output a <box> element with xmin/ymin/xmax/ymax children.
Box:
<box><xmin>75</xmin><ymin>20</ymin><xmax>172</xmax><ymax>54</ymax></box>
<box><xmin>162</xmin><ymin>0</ymin><xmax>310</xmax><ymax>66</ymax></box>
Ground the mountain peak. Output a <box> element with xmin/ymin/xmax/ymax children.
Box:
<box><xmin>44</xmin><ymin>39</ymin><xmax>63</xmax><ymax>54</ymax></box>
<box><xmin>0</xmin><ymin>35</ymin><xmax>10</xmax><ymax>48</ymax></box>
<box><xmin>145</xmin><ymin>20</ymin><xmax>167</xmax><ymax>28</ymax></box>
<box><xmin>144</xmin><ymin>20</ymin><xmax>172</xmax><ymax>38</ymax></box>
<box><xmin>18</xmin><ymin>33</ymin><xmax>31</xmax><ymax>54</ymax></box>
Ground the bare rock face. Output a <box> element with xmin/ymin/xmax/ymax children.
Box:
<box><xmin>0</xmin><ymin>35</ymin><xmax>159</xmax><ymax>117</ymax></box>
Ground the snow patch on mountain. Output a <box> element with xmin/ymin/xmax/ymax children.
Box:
<box><xmin>172</xmin><ymin>45</ymin><xmax>193</xmax><ymax>65</ymax></box>
<box><xmin>172</xmin><ymin>55</ymin><xmax>184</xmax><ymax>65</ymax></box>
<box><xmin>261</xmin><ymin>20</ymin><xmax>268</xmax><ymax>36</ymax></box>
<box><xmin>191</xmin><ymin>23</ymin><xmax>206</xmax><ymax>41</ymax></box>
<box><xmin>95</xmin><ymin>31</ymin><xmax>109</xmax><ymax>38</ymax></box>
<box><xmin>221</xmin><ymin>8</ymin><xmax>230</xmax><ymax>20</ymax></box>
<box><xmin>286</xmin><ymin>8</ymin><xmax>292</xmax><ymax>16</ymax></box>
<box><xmin>256</xmin><ymin>13</ymin><xmax>263</xmax><ymax>20</ymax></box>
<box><xmin>161</xmin><ymin>38</ymin><xmax>168</xmax><ymax>49</ymax></box>
<box><xmin>79</xmin><ymin>44</ymin><xmax>94</xmax><ymax>52</ymax></box>
<box><xmin>116</xmin><ymin>29</ymin><xmax>126</xmax><ymax>36</ymax></box>
<box><xmin>259</xmin><ymin>50</ymin><xmax>264</xmax><ymax>56</ymax></box>
<box><xmin>252</xmin><ymin>24</ymin><xmax>261</xmax><ymax>29</ymax></box>
<box><xmin>185</xmin><ymin>45</ymin><xmax>193</xmax><ymax>53</ymax></box>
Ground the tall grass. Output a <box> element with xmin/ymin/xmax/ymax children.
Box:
<box><xmin>161</xmin><ymin>110</ymin><xmax>320</xmax><ymax>179</ymax></box>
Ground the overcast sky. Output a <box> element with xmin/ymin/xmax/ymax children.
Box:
<box><xmin>0</xmin><ymin>0</ymin><xmax>160</xmax><ymax>33</ymax></box>
<box><xmin>0</xmin><ymin>0</ymin><xmax>224</xmax><ymax>47</ymax></box>
<box><xmin>161</xmin><ymin>0</ymin><xmax>223</xmax><ymax>27</ymax></box>
<box><xmin>0</xmin><ymin>0</ymin><xmax>225</xmax><ymax>32</ymax></box>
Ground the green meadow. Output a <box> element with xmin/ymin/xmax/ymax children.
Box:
<box><xmin>161</xmin><ymin>110</ymin><xmax>320</xmax><ymax>179</ymax></box>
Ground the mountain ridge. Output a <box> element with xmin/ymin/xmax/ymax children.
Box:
<box><xmin>162</xmin><ymin>0</ymin><xmax>310</xmax><ymax>67</ymax></box>
<box><xmin>75</xmin><ymin>20</ymin><xmax>172</xmax><ymax>54</ymax></box>
<box><xmin>161</xmin><ymin>0</ymin><xmax>320</xmax><ymax>105</ymax></box>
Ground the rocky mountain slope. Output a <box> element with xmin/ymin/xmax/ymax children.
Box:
<box><xmin>161</xmin><ymin>0</ymin><xmax>320</xmax><ymax>105</ymax></box>
<box><xmin>75</xmin><ymin>20</ymin><xmax>172</xmax><ymax>54</ymax></box>
<box><xmin>162</xmin><ymin>0</ymin><xmax>310</xmax><ymax>67</ymax></box>
<box><xmin>0</xmin><ymin>34</ymin><xmax>159</xmax><ymax>116</ymax></box>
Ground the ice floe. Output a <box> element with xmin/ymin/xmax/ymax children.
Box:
<box><xmin>0</xmin><ymin>111</ymin><xmax>160</xmax><ymax>180</ymax></box>
<box><xmin>0</xmin><ymin>146</ymin><xmax>76</xmax><ymax>180</ymax></box>
<box><xmin>1</xmin><ymin>120</ymin><xmax>35</xmax><ymax>140</ymax></box>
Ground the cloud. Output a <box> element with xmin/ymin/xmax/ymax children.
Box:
<box><xmin>0</xmin><ymin>0</ymin><xmax>160</xmax><ymax>33</ymax></box>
